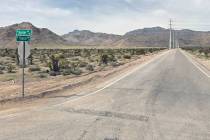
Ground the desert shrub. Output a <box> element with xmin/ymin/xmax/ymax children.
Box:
<box><xmin>136</xmin><ymin>49</ymin><xmax>146</xmax><ymax>55</ymax></box>
<box><xmin>47</xmin><ymin>61</ymin><xmax>53</xmax><ymax>71</ymax></box>
<box><xmin>73</xmin><ymin>50</ymin><xmax>82</xmax><ymax>56</ymax></box>
<box><xmin>7</xmin><ymin>64</ymin><xmax>15</xmax><ymax>73</ymax></box>
<box><xmin>62</xmin><ymin>69</ymin><xmax>72</xmax><ymax>76</ymax></box>
<box><xmin>86</xmin><ymin>64</ymin><xmax>94</xmax><ymax>71</ymax></box>
<box><xmin>123</xmin><ymin>54</ymin><xmax>131</xmax><ymax>59</ymax></box>
<box><xmin>108</xmin><ymin>54</ymin><xmax>117</xmax><ymax>62</ymax></box>
<box><xmin>117</xmin><ymin>55</ymin><xmax>122</xmax><ymax>59</ymax></box>
<box><xmin>81</xmin><ymin>50</ymin><xmax>91</xmax><ymax>57</ymax></box>
<box><xmin>58</xmin><ymin>54</ymin><xmax>65</xmax><ymax>59</ymax></box>
<box><xmin>9</xmin><ymin>54</ymin><xmax>16</xmax><ymax>59</ymax></box>
<box><xmin>40</xmin><ymin>55</ymin><xmax>46</xmax><ymax>63</ymax></box>
<box><xmin>60</xmin><ymin>59</ymin><xmax>70</xmax><ymax>69</ymax></box>
<box><xmin>148</xmin><ymin>48</ymin><xmax>154</xmax><ymax>53</ymax></box>
<box><xmin>28</xmin><ymin>66</ymin><xmax>41</xmax><ymax>72</ymax></box>
<box><xmin>39</xmin><ymin>73</ymin><xmax>48</xmax><ymax>78</ymax></box>
<box><xmin>46</xmin><ymin>69</ymin><xmax>50</xmax><ymax>73</ymax></box>
<box><xmin>49</xmin><ymin>71</ymin><xmax>57</xmax><ymax>76</ymax></box>
<box><xmin>0</xmin><ymin>65</ymin><xmax>5</xmax><ymax>71</ymax></box>
<box><xmin>0</xmin><ymin>70</ymin><xmax>3</xmax><ymax>74</ymax></box>
<box><xmin>111</xmin><ymin>62</ymin><xmax>121</xmax><ymax>67</ymax></box>
<box><xmin>71</xmin><ymin>62</ymin><xmax>79</xmax><ymax>69</ymax></box>
<box><xmin>79</xmin><ymin>61</ymin><xmax>88</xmax><ymax>68</ymax></box>
<box><xmin>71</xmin><ymin>68</ymin><xmax>82</xmax><ymax>75</ymax></box>
<box><xmin>71</xmin><ymin>58</ymin><xmax>80</xmax><ymax>61</ymax></box>
<box><xmin>88</xmin><ymin>57</ymin><xmax>95</xmax><ymax>63</ymax></box>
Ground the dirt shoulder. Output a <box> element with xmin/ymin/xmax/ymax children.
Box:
<box><xmin>184</xmin><ymin>50</ymin><xmax>210</xmax><ymax>71</ymax></box>
<box><xmin>0</xmin><ymin>50</ymin><xmax>167</xmax><ymax>109</ymax></box>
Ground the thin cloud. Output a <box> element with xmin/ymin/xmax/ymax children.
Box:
<box><xmin>0</xmin><ymin>0</ymin><xmax>210</xmax><ymax>35</ymax></box>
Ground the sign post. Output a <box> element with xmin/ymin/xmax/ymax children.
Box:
<box><xmin>16</xmin><ymin>29</ymin><xmax>32</xmax><ymax>98</ymax></box>
<box><xmin>22</xmin><ymin>42</ymin><xmax>25</xmax><ymax>97</ymax></box>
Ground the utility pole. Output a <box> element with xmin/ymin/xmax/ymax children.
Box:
<box><xmin>173</xmin><ymin>29</ymin><xmax>176</xmax><ymax>49</ymax></box>
<box><xmin>169</xmin><ymin>19</ymin><xmax>172</xmax><ymax>49</ymax></box>
<box><xmin>177</xmin><ymin>40</ymin><xmax>180</xmax><ymax>48</ymax></box>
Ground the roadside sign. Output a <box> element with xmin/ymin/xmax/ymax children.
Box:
<box><xmin>16</xmin><ymin>29</ymin><xmax>32</xmax><ymax>36</ymax></box>
<box><xmin>16</xmin><ymin>36</ymin><xmax>31</xmax><ymax>42</ymax></box>
<box><xmin>16</xmin><ymin>29</ymin><xmax>32</xmax><ymax>42</ymax></box>
<box><xmin>18</xmin><ymin>42</ymin><xmax>30</xmax><ymax>65</ymax></box>
<box><xmin>16</xmin><ymin>29</ymin><xmax>32</xmax><ymax>98</ymax></box>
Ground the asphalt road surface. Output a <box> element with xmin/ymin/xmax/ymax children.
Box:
<box><xmin>1</xmin><ymin>49</ymin><xmax>210</xmax><ymax>140</ymax></box>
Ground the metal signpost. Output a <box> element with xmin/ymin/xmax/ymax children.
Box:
<box><xmin>16</xmin><ymin>29</ymin><xmax>32</xmax><ymax>98</ymax></box>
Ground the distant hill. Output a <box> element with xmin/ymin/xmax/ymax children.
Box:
<box><xmin>176</xmin><ymin>29</ymin><xmax>210</xmax><ymax>47</ymax></box>
<box><xmin>117</xmin><ymin>27</ymin><xmax>169</xmax><ymax>47</ymax></box>
<box><xmin>0</xmin><ymin>22</ymin><xmax>67</xmax><ymax>49</ymax></box>
<box><xmin>1</xmin><ymin>22</ymin><xmax>210</xmax><ymax>48</ymax></box>
<box><xmin>62</xmin><ymin>30</ymin><xmax>121</xmax><ymax>46</ymax></box>
<box><xmin>64</xmin><ymin>27</ymin><xmax>210</xmax><ymax>48</ymax></box>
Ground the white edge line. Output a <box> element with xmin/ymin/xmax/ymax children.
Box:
<box><xmin>180</xmin><ymin>50</ymin><xmax>210</xmax><ymax>78</ymax></box>
<box><xmin>54</xmin><ymin>50</ymin><xmax>170</xmax><ymax>107</ymax></box>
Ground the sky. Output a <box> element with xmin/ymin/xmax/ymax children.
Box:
<box><xmin>1</xmin><ymin>0</ymin><xmax>210</xmax><ymax>35</ymax></box>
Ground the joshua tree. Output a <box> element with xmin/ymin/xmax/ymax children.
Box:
<box><xmin>49</xmin><ymin>54</ymin><xmax>60</xmax><ymax>72</ymax></box>
<box><xmin>100</xmin><ymin>54</ymin><xmax>108</xmax><ymax>64</ymax></box>
<box><xmin>28</xmin><ymin>54</ymin><xmax>33</xmax><ymax>65</ymax></box>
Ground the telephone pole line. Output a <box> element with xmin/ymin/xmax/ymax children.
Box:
<box><xmin>169</xmin><ymin>19</ymin><xmax>172</xmax><ymax>49</ymax></box>
<box><xmin>173</xmin><ymin>29</ymin><xmax>176</xmax><ymax>49</ymax></box>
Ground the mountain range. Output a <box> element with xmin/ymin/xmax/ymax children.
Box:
<box><xmin>1</xmin><ymin>22</ymin><xmax>210</xmax><ymax>49</ymax></box>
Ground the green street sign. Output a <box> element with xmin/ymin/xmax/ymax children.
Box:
<box><xmin>16</xmin><ymin>29</ymin><xmax>32</xmax><ymax>37</ymax></box>
<box><xmin>16</xmin><ymin>29</ymin><xmax>32</xmax><ymax>42</ymax></box>
<box><xmin>16</xmin><ymin>36</ymin><xmax>31</xmax><ymax>42</ymax></box>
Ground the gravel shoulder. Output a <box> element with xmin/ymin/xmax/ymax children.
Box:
<box><xmin>184</xmin><ymin>50</ymin><xmax>210</xmax><ymax>71</ymax></box>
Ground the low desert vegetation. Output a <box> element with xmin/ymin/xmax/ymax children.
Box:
<box><xmin>0</xmin><ymin>48</ymin><xmax>165</xmax><ymax>81</ymax></box>
<box><xmin>182</xmin><ymin>47</ymin><xmax>210</xmax><ymax>59</ymax></box>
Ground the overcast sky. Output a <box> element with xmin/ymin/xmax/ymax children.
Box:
<box><xmin>1</xmin><ymin>0</ymin><xmax>210</xmax><ymax>35</ymax></box>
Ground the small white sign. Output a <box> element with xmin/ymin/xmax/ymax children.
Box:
<box><xmin>18</xmin><ymin>42</ymin><xmax>31</xmax><ymax>65</ymax></box>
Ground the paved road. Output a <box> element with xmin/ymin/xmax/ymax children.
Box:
<box><xmin>1</xmin><ymin>49</ymin><xmax>210</xmax><ymax>140</ymax></box>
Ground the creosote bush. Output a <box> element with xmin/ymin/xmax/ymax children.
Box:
<box><xmin>62</xmin><ymin>69</ymin><xmax>72</xmax><ymax>76</ymax></box>
<box><xmin>28</xmin><ymin>66</ymin><xmax>41</xmax><ymax>72</ymax></box>
<box><xmin>0</xmin><ymin>70</ymin><xmax>4</xmax><ymax>74</ymax></box>
<box><xmin>86</xmin><ymin>64</ymin><xmax>94</xmax><ymax>71</ymax></box>
<box><xmin>39</xmin><ymin>73</ymin><xmax>48</xmax><ymax>78</ymax></box>
<box><xmin>7</xmin><ymin>64</ymin><xmax>15</xmax><ymax>73</ymax></box>
<box><xmin>71</xmin><ymin>68</ymin><xmax>82</xmax><ymax>75</ymax></box>
<box><xmin>123</xmin><ymin>54</ymin><xmax>131</xmax><ymax>59</ymax></box>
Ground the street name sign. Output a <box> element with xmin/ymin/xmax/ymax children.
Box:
<box><xmin>16</xmin><ymin>29</ymin><xmax>32</xmax><ymax>36</ymax></box>
<box><xmin>16</xmin><ymin>29</ymin><xmax>32</xmax><ymax>42</ymax></box>
<box><xmin>16</xmin><ymin>36</ymin><xmax>31</xmax><ymax>42</ymax></box>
